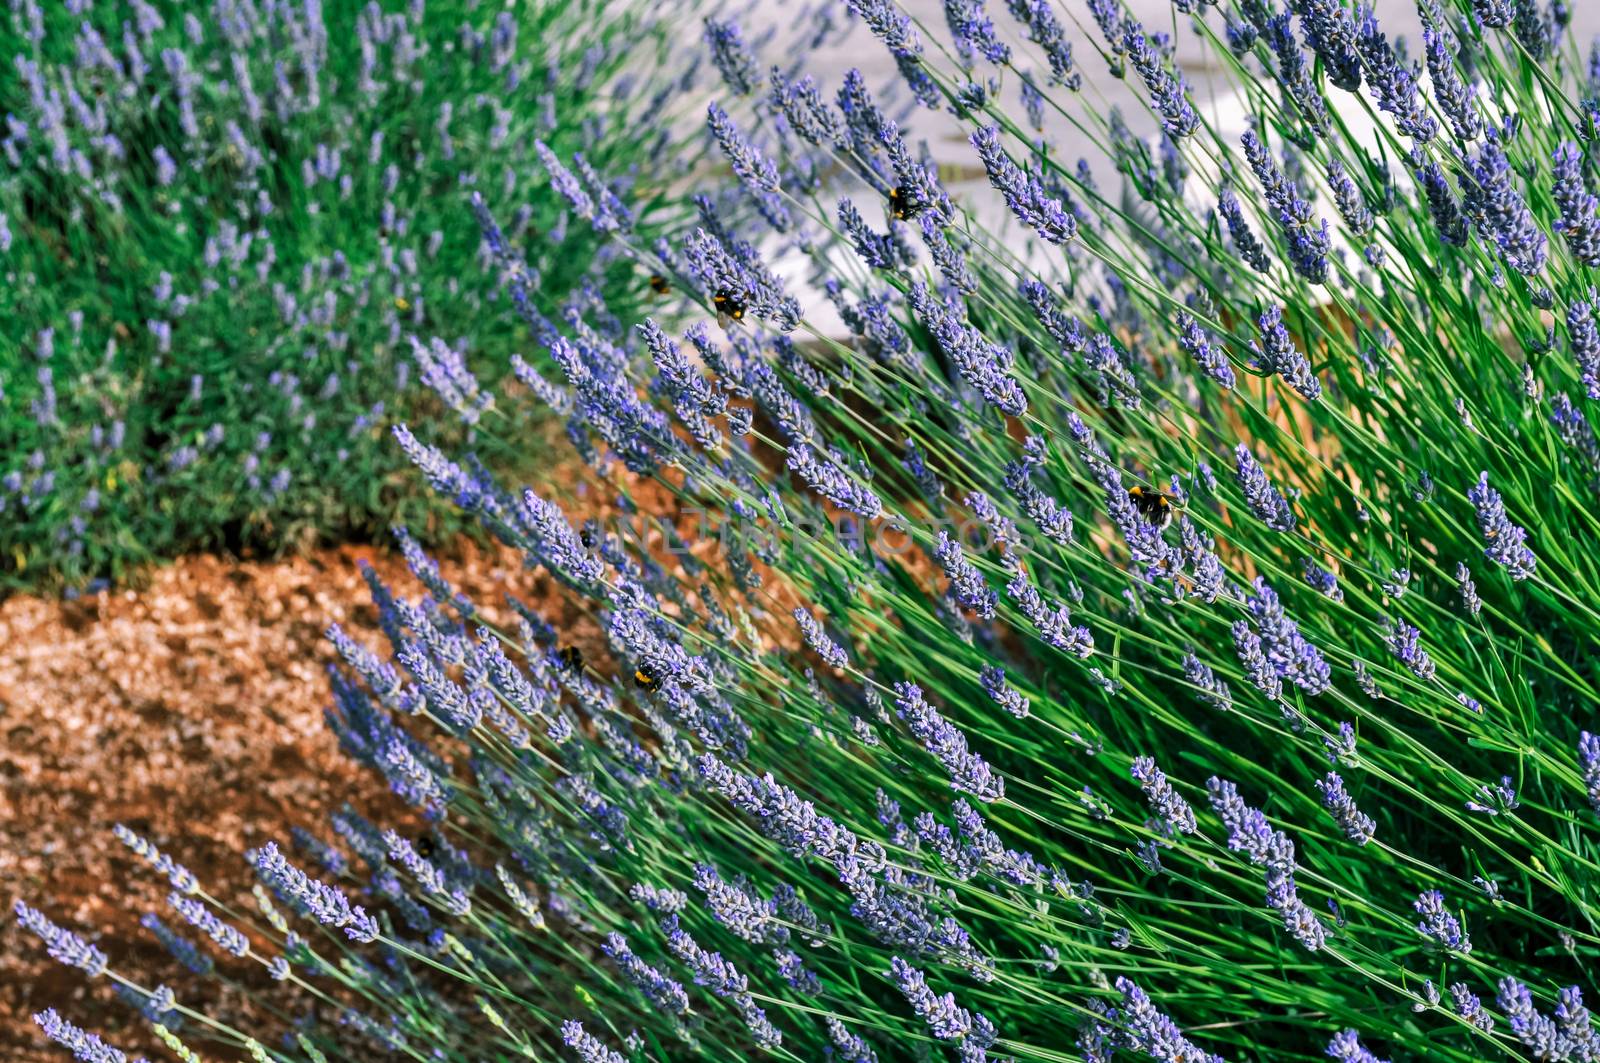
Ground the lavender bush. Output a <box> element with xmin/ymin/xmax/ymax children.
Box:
<box><xmin>0</xmin><ymin>0</ymin><xmax>700</xmax><ymax>592</ymax></box>
<box><xmin>16</xmin><ymin>0</ymin><xmax>1600</xmax><ymax>1061</ymax></box>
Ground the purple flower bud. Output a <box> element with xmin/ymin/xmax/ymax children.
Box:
<box><xmin>1467</xmin><ymin>472</ymin><xmax>1537</xmax><ymax>580</ymax></box>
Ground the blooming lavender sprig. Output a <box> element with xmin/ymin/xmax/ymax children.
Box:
<box><xmin>890</xmin><ymin>957</ymin><xmax>999</xmax><ymax>1056</ymax></box>
<box><xmin>1355</xmin><ymin>10</ymin><xmax>1437</xmax><ymax>142</ymax></box>
<box><xmin>1496</xmin><ymin>978</ymin><xmax>1595</xmax><ymax>1060</ymax></box>
<box><xmin>907</xmin><ymin>282</ymin><xmax>1027</xmax><ymax>416</ymax></box>
<box><xmin>1326</xmin><ymin>1029</ymin><xmax>1389</xmax><ymax>1062</ymax></box>
<box><xmin>385</xmin><ymin>831</ymin><xmax>471</xmax><ymax>916</ymax></box>
<box><xmin>1175</xmin><ymin>310</ymin><xmax>1236</xmax><ymax>388</ymax></box>
<box><xmin>603</xmin><ymin>932</ymin><xmax>690</xmax><ymax>1014</ymax></box>
<box><xmin>1422</xmin><ymin>19</ymin><xmax>1481</xmax><ymax>141</ymax></box>
<box><xmin>251</xmin><ymin>842</ymin><xmax>379</xmax><ymax>942</ymax></box>
<box><xmin>1124</xmin><ymin>22</ymin><xmax>1197</xmax><ymax>137</ymax></box>
<box><xmin>786</xmin><ymin>444</ymin><xmax>884</xmax><ymax>520</ymax></box>
<box><xmin>1298</xmin><ymin>0</ymin><xmax>1364</xmax><ymax>91</ymax></box>
<box><xmin>704</xmin><ymin>18</ymin><xmax>760</xmax><ymax>94</ymax></box>
<box><xmin>794</xmin><ymin>606</ymin><xmax>850</xmax><ymax>669</ymax></box>
<box><xmin>769</xmin><ymin>69</ymin><xmax>845</xmax><ymax>146</ymax></box>
<box><xmin>708</xmin><ymin>102</ymin><xmax>791</xmax><ymax>230</ymax></box>
<box><xmin>1006</xmin><ymin>572</ymin><xmax>1094</xmax><ymax>657</ymax></box>
<box><xmin>1554</xmin><ymin>143</ymin><xmax>1600</xmax><ymax>267</ymax></box>
<box><xmin>663</xmin><ymin>915</ymin><xmax>782</xmax><ymax>1047</ymax></box>
<box><xmin>1217</xmin><ymin>186</ymin><xmax>1271</xmax><ymax>274</ymax></box>
<box><xmin>1245</xmin><ymin>578</ymin><xmax>1331</xmax><ymax>695</ymax></box>
<box><xmin>1250</xmin><ymin>306</ymin><xmax>1322</xmax><ymax>401</ymax></box>
<box><xmin>1114</xmin><ymin>978</ymin><xmax>1225</xmax><ymax>1062</ymax></box>
<box><xmin>1580</xmin><ymin>732</ymin><xmax>1600</xmax><ymax>814</ymax></box>
<box><xmin>168</xmin><ymin>893</ymin><xmax>249</xmax><ymax>957</ymax></box>
<box><xmin>1234</xmin><ymin>445</ymin><xmax>1297</xmax><ymax>531</ymax></box>
<box><xmin>1315</xmin><ymin>772</ymin><xmax>1376</xmax><ymax>845</ymax></box>
<box><xmin>14</xmin><ymin>901</ymin><xmax>109</xmax><ymax>978</ymax></box>
<box><xmin>1004</xmin><ymin>0</ymin><xmax>1076</xmax><ymax>86</ymax></box>
<box><xmin>1466</xmin><ymin>775</ymin><xmax>1519</xmax><ymax>815</ymax></box>
<box><xmin>1450</xmin><ymin>983</ymin><xmax>1495</xmax><ymax>1032</ymax></box>
<box><xmin>684</xmin><ymin>228</ymin><xmax>802</xmax><ymax>332</ymax></box>
<box><xmin>1241</xmin><ymin>130</ymin><xmax>1330</xmax><ymax>284</ymax></box>
<box><xmin>979</xmin><ymin>665</ymin><xmax>1029</xmax><ymax>718</ymax></box>
<box><xmin>935</xmin><ymin>531</ymin><xmax>997</xmax><ymax>619</ymax></box>
<box><xmin>33</xmin><ymin>1009</ymin><xmax>130</xmax><ymax>1063</ymax></box>
<box><xmin>1567</xmin><ymin>293</ymin><xmax>1600</xmax><ymax>400</ymax></box>
<box><xmin>1131</xmin><ymin>757</ymin><xmax>1198</xmax><ymax>834</ymax></box>
<box><xmin>562</xmin><ymin>1021</ymin><xmax>627</xmax><ymax>1063</ymax></box>
<box><xmin>1385</xmin><ymin>620</ymin><xmax>1436</xmax><ymax>680</ymax></box>
<box><xmin>1207</xmin><ymin>776</ymin><xmax>1325</xmax><ymax>950</ymax></box>
<box><xmin>1462</xmin><ymin>133</ymin><xmax>1547</xmax><ymax>274</ymax></box>
<box><xmin>1414</xmin><ymin>890</ymin><xmax>1471</xmax><ymax>953</ymax></box>
<box><xmin>944</xmin><ymin>0</ymin><xmax>1010</xmax><ymax>64</ymax></box>
<box><xmin>894</xmin><ymin>682</ymin><xmax>1005</xmax><ymax>802</ymax></box>
<box><xmin>1467</xmin><ymin>472</ymin><xmax>1537</xmax><ymax>580</ymax></box>
<box><xmin>1326</xmin><ymin>159</ymin><xmax>1374</xmax><ymax>237</ymax></box>
<box><xmin>971</xmin><ymin>126</ymin><xmax>1076</xmax><ymax>244</ymax></box>
<box><xmin>114</xmin><ymin>824</ymin><xmax>199</xmax><ymax>894</ymax></box>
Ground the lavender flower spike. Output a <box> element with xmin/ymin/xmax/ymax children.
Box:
<box><xmin>1131</xmin><ymin>757</ymin><xmax>1198</xmax><ymax>834</ymax></box>
<box><xmin>14</xmin><ymin>901</ymin><xmax>109</xmax><ymax>978</ymax></box>
<box><xmin>894</xmin><ymin>682</ymin><xmax>1005</xmax><ymax>802</ymax></box>
<box><xmin>971</xmin><ymin>126</ymin><xmax>1076</xmax><ymax>244</ymax></box>
<box><xmin>1234</xmin><ymin>445</ymin><xmax>1296</xmax><ymax>531</ymax></box>
<box><xmin>561</xmin><ymin>1021</ymin><xmax>627</xmax><ymax>1063</ymax></box>
<box><xmin>1251</xmin><ymin>306</ymin><xmax>1322</xmax><ymax>401</ymax></box>
<box><xmin>1115</xmin><ymin>977</ymin><xmax>1226</xmax><ymax>1062</ymax></box>
<box><xmin>1413</xmin><ymin>890</ymin><xmax>1471</xmax><ymax>953</ymax></box>
<box><xmin>891</xmin><ymin>957</ymin><xmax>999</xmax><ymax>1055</ymax></box>
<box><xmin>794</xmin><ymin>606</ymin><xmax>850</xmax><ymax>669</ymax></box>
<box><xmin>33</xmin><ymin>1009</ymin><xmax>131</xmax><ymax>1063</ymax></box>
<box><xmin>1315</xmin><ymin>772</ymin><xmax>1375</xmax><ymax>845</ymax></box>
<box><xmin>1467</xmin><ymin>472</ymin><xmax>1537</xmax><ymax>580</ymax></box>
<box><xmin>1326</xmin><ymin>1029</ymin><xmax>1389</xmax><ymax>1062</ymax></box>
<box><xmin>251</xmin><ymin>842</ymin><xmax>379</xmax><ymax>942</ymax></box>
<box><xmin>114</xmin><ymin>824</ymin><xmax>199</xmax><ymax>894</ymax></box>
<box><xmin>1580</xmin><ymin>732</ymin><xmax>1600</xmax><ymax>814</ymax></box>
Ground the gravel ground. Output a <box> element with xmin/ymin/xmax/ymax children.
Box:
<box><xmin>0</xmin><ymin>540</ymin><xmax>563</xmax><ymax>1061</ymax></box>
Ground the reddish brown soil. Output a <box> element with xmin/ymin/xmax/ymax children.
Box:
<box><xmin>0</xmin><ymin>541</ymin><xmax>555</xmax><ymax>1061</ymax></box>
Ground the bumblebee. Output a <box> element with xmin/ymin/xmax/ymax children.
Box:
<box><xmin>887</xmin><ymin>185</ymin><xmax>923</xmax><ymax>221</ymax></box>
<box><xmin>416</xmin><ymin>835</ymin><xmax>437</xmax><ymax>860</ymax></box>
<box><xmin>1128</xmin><ymin>485</ymin><xmax>1175</xmax><ymax>530</ymax></box>
<box><xmin>579</xmin><ymin>523</ymin><xmax>598</xmax><ymax>549</ymax></box>
<box><xmin>713</xmin><ymin>288</ymin><xmax>746</xmax><ymax>329</ymax></box>
<box><xmin>633</xmin><ymin>664</ymin><xmax>662</xmax><ymax>694</ymax></box>
<box><xmin>649</xmin><ymin>273</ymin><xmax>671</xmax><ymax>295</ymax></box>
<box><xmin>557</xmin><ymin>646</ymin><xmax>584</xmax><ymax>673</ymax></box>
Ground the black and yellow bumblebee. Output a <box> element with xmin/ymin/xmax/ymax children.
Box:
<box><xmin>887</xmin><ymin>185</ymin><xmax>924</xmax><ymax>222</ymax></box>
<box><xmin>649</xmin><ymin>273</ymin><xmax>671</xmax><ymax>295</ymax></box>
<box><xmin>1128</xmin><ymin>485</ymin><xmax>1175</xmax><ymax>530</ymax></box>
<box><xmin>416</xmin><ymin>835</ymin><xmax>437</xmax><ymax>860</ymax></box>
<box><xmin>557</xmin><ymin>646</ymin><xmax>584</xmax><ymax>673</ymax></box>
<box><xmin>579</xmin><ymin>523</ymin><xmax>598</xmax><ymax>549</ymax></box>
<box><xmin>713</xmin><ymin>288</ymin><xmax>746</xmax><ymax>329</ymax></box>
<box><xmin>633</xmin><ymin>663</ymin><xmax>662</xmax><ymax>694</ymax></box>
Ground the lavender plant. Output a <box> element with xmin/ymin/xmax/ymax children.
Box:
<box><xmin>0</xmin><ymin>0</ymin><xmax>701</xmax><ymax>592</ymax></box>
<box><xmin>16</xmin><ymin>0</ymin><xmax>1600</xmax><ymax>1061</ymax></box>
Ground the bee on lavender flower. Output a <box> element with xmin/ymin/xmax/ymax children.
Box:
<box><xmin>416</xmin><ymin>835</ymin><xmax>436</xmax><ymax>860</ymax></box>
<box><xmin>887</xmin><ymin>185</ymin><xmax>925</xmax><ymax>221</ymax></box>
<box><xmin>1128</xmin><ymin>485</ymin><xmax>1176</xmax><ymax>530</ymax></box>
<box><xmin>649</xmin><ymin>273</ymin><xmax>671</xmax><ymax>295</ymax></box>
<box><xmin>558</xmin><ymin>646</ymin><xmax>584</xmax><ymax>673</ymax></box>
<box><xmin>633</xmin><ymin>663</ymin><xmax>663</xmax><ymax>693</ymax></box>
<box><xmin>713</xmin><ymin>288</ymin><xmax>747</xmax><ymax>329</ymax></box>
